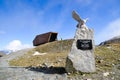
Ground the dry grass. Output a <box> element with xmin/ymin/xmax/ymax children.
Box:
<box><xmin>9</xmin><ymin>51</ymin><xmax>68</xmax><ymax>67</ymax></box>
<box><xmin>8</xmin><ymin>39</ymin><xmax>120</xmax><ymax>80</ymax></box>
<box><xmin>95</xmin><ymin>45</ymin><xmax>120</xmax><ymax>71</ymax></box>
<box><xmin>35</xmin><ymin>39</ymin><xmax>73</xmax><ymax>53</ymax></box>
<box><xmin>9</xmin><ymin>39</ymin><xmax>73</xmax><ymax>67</ymax></box>
<box><xmin>9</xmin><ymin>39</ymin><xmax>120</xmax><ymax>73</ymax></box>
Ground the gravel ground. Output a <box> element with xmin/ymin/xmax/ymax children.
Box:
<box><xmin>0</xmin><ymin>67</ymin><xmax>67</xmax><ymax>80</ymax></box>
<box><xmin>0</xmin><ymin>49</ymin><xmax>67</xmax><ymax>80</ymax></box>
<box><xmin>0</xmin><ymin>49</ymin><xmax>31</xmax><ymax>67</ymax></box>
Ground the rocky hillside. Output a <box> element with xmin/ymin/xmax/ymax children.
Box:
<box><xmin>99</xmin><ymin>35</ymin><xmax>120</xmax><ymax>45</ymax></box>
<box><xmin>8</xmin><ymin>39</ymin><xmax>120</xmax><ymax>80</ymax></box>
<box><xmin>0</xmin><ymin>51</ymin><xmax>6</xmax><ymax>57</ymax></box>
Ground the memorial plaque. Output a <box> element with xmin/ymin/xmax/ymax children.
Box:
<box><xmin>77</xmin><ymin>39</ymin><xmax>92</xmax><ymax>50</ymax></box>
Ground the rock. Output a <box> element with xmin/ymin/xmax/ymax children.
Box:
<box><xmin>67</xmin><ymin>72</ymin><xmax>71</xmax><ymax>75</ymax></box>
<box><xmin>58</xmin><ymin>59</ymin><xmax>62</xmax><ymax>62</ymax></box>
<box><xmin>85</xmin><ymin>79</ymin><xmax>92</xmax><ymax>80</ymax></box>
<box><xmin>97</xmin><ymin>60</ymin><xmax>103</xmax><ymax>63</ymax></box>
<box><xmin>107</xmin><ymin>46</ymin><xmax>112</xmax><ymax>49</ymax></box>
<box><xmin>0</xmin><ymin>51</ymin><xmax>6</xmax><ymax>57</ymax></box>
<box><xmin>66</xmin><ymin>27</ymin><xmax>96</xmax><ymax>73</ymax></box>
<box><xmin>42</xmin><ymin>63</ymin><xmax>48</xmax><ymax>67</ymax></box>
<box><xmin>118</xmin><ymin>59</ymin><xmax>120</xmax><ymax>61</ymax></box>
<box><xmin>66</xmin><ymin>15</ymin><xmax>96</xmax><ymax>73</ymax></box>
<box><xmin>103</xmin><ymin>72</ymin><xmax>109</xmax><ymax>76</ymax></box>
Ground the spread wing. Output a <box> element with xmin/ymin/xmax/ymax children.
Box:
<box><xmin>72</xmin><ymin>11</ymin><xmax>84</xmax><ymax>23</ymax></box>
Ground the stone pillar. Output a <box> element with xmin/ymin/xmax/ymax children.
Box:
<box><xmin>66</xmin><ymin>11</ymin><xmax>96</xmax><ymax>73</ymax></box>
<box><xmin>65</xmin><ymin>27</ymin><xmax>96</xmax><ymax>73</ymax></box>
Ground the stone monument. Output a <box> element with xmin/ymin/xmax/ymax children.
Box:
<box><xmin>65</xmin><ymin>11</ymin><xmax>96</xmax><ymax>73</ymax></box>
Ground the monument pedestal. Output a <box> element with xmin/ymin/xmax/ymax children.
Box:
<box><xmin>66</xmin><ymin>27</ymin><xmax>96</xmax><ymax>73</ymax></box>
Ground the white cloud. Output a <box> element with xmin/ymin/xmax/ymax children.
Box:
<box><xmin>96</xmin><ymin>18</ymin><xmax>120</xmax><ymax>44</ymax></box>
<box><xmin>5</xmin><ymin>40</ymin><xmax>32</xmax><ymax>52</ymax></box>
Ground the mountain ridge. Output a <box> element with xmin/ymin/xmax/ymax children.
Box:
<box><xmin>99</xmin><ymin>35</ymin><xmax>120</xmax><ymax>45</ymax></box>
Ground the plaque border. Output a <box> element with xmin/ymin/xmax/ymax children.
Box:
<box><xmin>76</xmin><ymin>39</ymin><xmax>93</xmax><ymax>50</ymax></box>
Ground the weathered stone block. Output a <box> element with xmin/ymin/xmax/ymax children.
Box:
<box><xmin>66</xmin><ymin>28</ymin><xmax>96</xmax><ymax>73</ymax></box>
<box><xmin>65</xmin><ymin>11</ymin><xmax>96</xmax><ymax>73</ymax></box>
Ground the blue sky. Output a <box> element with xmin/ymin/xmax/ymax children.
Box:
<box><xmin>0</xmin><ymin>0</ymin><xmax>120</xmax><ymax>51</ymax></box>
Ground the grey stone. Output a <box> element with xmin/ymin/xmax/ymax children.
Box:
<box><xmin>65</xmin><ymin>11</ymin><xmax>96</xmax><ymax>73</ymax></box>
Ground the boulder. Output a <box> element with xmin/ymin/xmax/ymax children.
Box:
<box><xmin>66</xmin><ymin>27</ymin><xmax>96</xmax><ymax>73</ymax></box>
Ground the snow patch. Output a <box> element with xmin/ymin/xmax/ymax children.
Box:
<box><xmin>32</xmin><ymin>51</ymin><xmax>47</xmax><ymax>56</ymax></box>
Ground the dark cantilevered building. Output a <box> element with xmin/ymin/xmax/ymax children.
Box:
<box><xmin>33</xmin><ymin>32</ymin><xmax>58</xmax><ymax>46</ymax></box>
